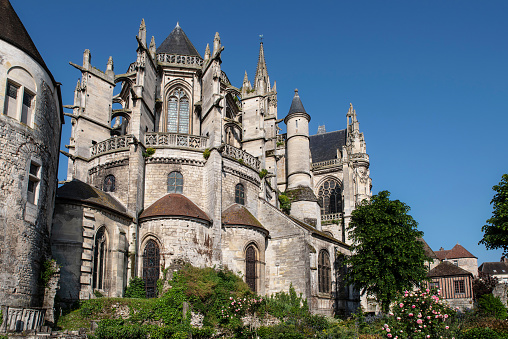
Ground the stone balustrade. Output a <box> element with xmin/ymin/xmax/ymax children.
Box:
<box><xmin>311</xmin><ymin>158</ymin><xmax>342</xmax><ymax>170</ymax></box>
<box><xmin>156</xmin><ymin>54</ymin><xmax>204</xmax><ymax>67</ymax></box>
<box><xmin>350</xmin><ymin>153</ymin><xmax>369</xmax><ymax>161</ymax></box>
<box><xmin>222</xmin><ymin>144</ymin><xmax>260</xmax><ymax>171</ymax></box>
<box><xmin>0</xmin><ymin>306</ymin><xmax>45</xmax><ymax>332</ymax></box>
<box><xmin>321</xmin><ymin>213</ymin><xmax>342</xmax><ymax>222</ymax></box>
<box><xmin>145</xmin><ymin>133</ymin><xmax>208</xmax><ymax>150</ymax></box>
<box><xmin>90</xmin><ymin>135</ymin><xmax>134</xmax><ymax>157</ymax></box>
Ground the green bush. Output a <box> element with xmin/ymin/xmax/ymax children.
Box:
<box><xmin>142</xmin><ymin>147</ymin><xmax>155</xmax><ymax>158</ymax></box>
<box><xmin>40</xmin><ymin>259</ymin><xmax>57</xmax><ymax>288</ymax></box>
<box><xmin>462</xmin><ymin>327</ymin><xmax>502</xmax><ymax>339</ymax></box>
<box><xmin>80</xmin><ymin>298</ymin><xmax>105</xmax><ymax>318</ymax></box>
<box><xmin>258</xmin><ymin>324</ymin><xmax>306</xmax><ymax>339</ymax></box>
<box><xmin>259</xmin><ymin>169</ymin><xmax>268</xmax><ymax>179</ymax></box>
<box><xmin>203</xmin><ymin>148</ymin><xmax>210</xmax><ymax>160</ymax></box>
<box><xmin>478</xmin><ymin>294</ymin><xmax>508</xmax><ymax>319</ymax></box>
<box><xmin>124</xmin><ymin>277</ymin><xmax>146</xmax><ymax>298</ymax></box>
<box><xmin>265</xmin><ymin>285</ymin><xmax>309</xmax><ymax>320</ymax></box>
<box><xmin>278</xmin><ymin>193</ymin><xmax>291</xmax><ymax>214</ymax></box>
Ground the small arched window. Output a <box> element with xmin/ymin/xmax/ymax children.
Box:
<box><xmin>318</xmin><ymin>250</ymin><xmax>331</xmax><ymax>293</ymax></box>
<box><xmin>93</xmin><ymin>227</ymin><xmax>108</xmax><ymax>290</ymax></box>
<box><xmin>235</xmin><ymin>183</ymin><xmax>245</xmax><ymax>205</ymax></box>
<box><xmin>167</xmin><ymin>88</ymin><xmax>190</xmax><ymax>134</ymax></box>
<box><xmin>103</xmin><ymin>175</ymin><xmax>115</xmax><ymax>192</ymax></box>
<box><xmin>246</xmin><ymin>245</ymin><xmax>257</xmax><ymax>292</ymax></box>
<box><xmin>318</xmin><ymin>179</ymin><xmax>342</xmax><ymax>215</ymax></box>
<box><xmin>143</xmin><ymin>240</ymin><xmax>160</xmax><ymax>298</ymax></box>
<box><xmin>168</xmin><ymin>171</ymin><xmax>183</xmax><ymax>193</ymax></box>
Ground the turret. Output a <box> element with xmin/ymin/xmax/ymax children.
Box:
<box><xmin>284</xmin><ymin>89</ymin><xmax>321</xmax><ymax>229</ymax></box>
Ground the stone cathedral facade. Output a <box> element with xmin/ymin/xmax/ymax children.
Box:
<box><xmin>0</xmin><ymin>2</ymin><xmax>372</xmax><ymax>327</ymax></box>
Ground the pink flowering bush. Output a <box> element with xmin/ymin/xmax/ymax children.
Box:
<box><xmin>385</xmin><ymin>288</ymin><xmax>456</xmax><ymax>339</ymax></box>
<box><xmin>219</xmin><ymin>296</ymin><xmax>265</xmax><ymax>324</ymax></box>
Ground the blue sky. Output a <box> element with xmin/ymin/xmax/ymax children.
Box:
<box><xmin>12</xmin><ymin>0</ymin><xmax>508</xmax><ymax>264</ymax></box>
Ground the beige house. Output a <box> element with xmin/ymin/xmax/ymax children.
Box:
<box><xmin>435</xmin><ymin>243</ymin><xmax>478</xmax><ymax>277</ymax></box>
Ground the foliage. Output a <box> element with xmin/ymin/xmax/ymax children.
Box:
<box><xmin>477</xmin><ymin>294</ymin><xmax>508</xmax><ymax>319</ymax></box>
<box><xmin>238</xmin><ymin>158</ymin><xmax>244</xmax><ymax>164</ymax></box>
<box><xmin>473</xmin><ymin>271</ymin><xmax>499</xmax><ymax>301</ymax></box>
<box><xmin>345</xmin><ymin>191</ymin><xmax>429</xmax><ymax>312</ymax></box>
<box><xmin>142</xmin><ymin>147</ymin><xmax>156</xmax><ymax>158</ymax></box>
<box><xmin>203</xmin><ymin>148</ymin><xmax>211</xmax><ymax>160</ymax></box>
<box><xmin>259</xmin><ymin>169</ymin><xmax>268</xmax><ymax>179</ymax></box>
<box><xmin>124</xmin><ymin>277</ymin><xmax>146</xmax><ymax>298</ymax></box>
<box><xmin>276</xmin><ymin>140</ymin><xmax>285</xmax><ymax>147</ymax></box>
<box><xmin>40</xmin><ymin>259</ymin><xmax>58</xmax><ymax>288</ymax></box>
<box><xmin>480</xmin><ymin>174</ymin><xmax>508</xmax><ymax>255</ymax></box>
<box><xmin>386</xmin><ymin>288</ymin><xmax>456</xmax><ymax>339</ymax></box>
<box><xmin>94</xmin><ymin>290</ymin><xmax>104</xmax><ymax>298</ymax></box>
<box><xmin>278</xmin><ymin>193</ymin><xmax>291</xmax><ymax>214</ymax></box>
<box><xmin>461</xmin><ymin>327</ymin><xmax>504</xmax><ymax>339</ymax></box>
<box><xmin>265</xmin><ymin>285</ymin><xmax>309</xmax><ymax>320</ymax></box>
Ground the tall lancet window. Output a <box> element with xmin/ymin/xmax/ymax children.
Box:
<box><xmin>318</xmin><ymin>179</ymin><xmax>342</xmax><ymax>215</ymax></box>
<box><xmin>93</xmin><ymin>227</ymin><xmax>108</xmax><ymax>290</ymax></box>
<box><xmin>167</xmin><ymin>88</ymin><xmax>190</xmax><ymax>134</ymax></box>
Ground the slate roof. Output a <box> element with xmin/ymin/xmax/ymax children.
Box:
<box><xmin>479</xmin><ymin>262</ymin><xmax>508</xmax><ymax>276</ymax></box>
<box><xmin>427</xmin><ymin>261</ymin><xmax>472</xmax><ymax>278</ymax></box>
<box><xmin>222</xmin><ymin>204</ymin><xmax>267</xmax><ymax>233</ymax></box>
<box><xmin>156</xmin><ymin>23</ymin><xmax>201</xmax><ymax>57</ymax></box>
<box><xmin>140</xmin><ymin>194</ymin><xmax>210</xmax><ymax>221</ymax></box>
<box><xmin>309</xmin><ymin>129</ymin><xmax>347</xmax><ymax>163</ymax></box>
<box><xmin>0</xmin><ymin>0</ymin><xmax>46</xmax><ymax>69</ymax></box>
<box><xmin>57</xmin><ymin>180</ymin><xmax>128</xmax><ymax>215</ymax></box>
<box><xmin>418</xmin><ymin>238</ymin><xmax>438</xmax><ymax>260</ymax></box>
<box><xmin>435</xmin><ymin>244</ymin><xmax>477</xmax><ymax>260</ymax></box>
<box><xmin>287</xmin><ymin>89</ymin><xmax>307</xmax><ymax>115</ymax></box>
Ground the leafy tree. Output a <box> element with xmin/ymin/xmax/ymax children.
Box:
<box><xmin>480</xmin><ymin>174</ymin><xmax>508</xmax><ymax>255</ymax></box>
<box><xmin>124</xmin><ymin>277</ymin><xmax>146</xmax><ymax>298</ymax></box>
<box><xmin>477</xmin><ymin>294</ymin><xmax>508</xmax><ymax>319</ymax></box>
<box><xmin>345</xmin><ymin>190</ymin><xmax>429</xmax><ymax>313</ymax></box>
<box><xmin>473</xmin><ymin>271</ymin><xmax>499</xmax><ymax>301</ymax></box>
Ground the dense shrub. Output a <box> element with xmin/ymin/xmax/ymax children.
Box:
<box><xmin>265</xmin><ymin>285</ymin><xmax>308</xmax><ymax>320</ymax></box>
<box><xmin>124</xmin><ymin>277</ymin><xmax>146</xmax><ymax>298</ymax></box>
<box><xmin>478</xmin><ymin>294</ymin><xmax>508</xmax><ymax>319</ymax></box>
<box><xmin>462</xmin><ymin>327</ymin><xmax>503</xmax><ymax>339</ymax></box>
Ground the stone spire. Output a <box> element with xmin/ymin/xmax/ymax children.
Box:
<box><xmin>254</xmin><ymin>42</ymin><xmax>269</xmax><ymax>95</ymax></box>
<box><xmin>213</xmin><ymin>32</ymin><xmax>221</xmax><ymax>56</ymax></box>
<box><xmin>138</xmin><ymin>18</ymin><xmax>146</xmax><ymax>47</ymax></box>
<box><xmin>347</xmin><ymin>103</ymin><xmax>359</xmax><ymax>132</ymax></box>
<box><xmin>204</xmin><ymin>43</ymin><xmax>211</xmax><ymax>62</ymax></box>
<box><xmin>83</xmin><ymin>49</ymin><xmax>91</xmax><ymax>68</ymax></box>
<box><xmin>242</xmin><ymin>71</ymin><xmax>252</xmax><ymax>96</ymax></box>
<box><xmin>107</xmin><ymin>56</ymin><xmax>113</xmax><ymax>71</ymax></box>
<box><xmin>149</xmin><ymin>36</ymin><xmax>156</xmax><ymax>59</ymax></box>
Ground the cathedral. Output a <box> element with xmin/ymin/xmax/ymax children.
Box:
<box><xmin>0</xmin><ymin>0</ymin><xmax>371</xmax><ymax>331</ymax></box>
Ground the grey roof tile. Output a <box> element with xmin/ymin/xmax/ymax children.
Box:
<box><xmin>309</xmin><ymin>130</ymin><xmax>347</xmax><ymax>163</ymax></box>
<box><xmin>156</xmin><ymin>23</ymin><xmax>201</xmax><ymax>57</ymax></box>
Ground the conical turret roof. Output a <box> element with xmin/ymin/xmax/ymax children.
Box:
<box><xmin>156</xmin><ymin>22</ymin><xmax>201</xmax><ymax>57</ymax></box>
<box><xmin>288</xmin><ymin>89</ymin><xmax>307</xmax><ymax>114</ymax></box>
<box><xmin>0</xmin><ymin>0</ymin><xmax>46</xmax><ymax>69</ymax></box>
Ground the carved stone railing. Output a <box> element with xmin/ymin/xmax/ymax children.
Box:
<box><xmin>0</xmin><ymin>306</ymin><xmax>45</xmax><ymax>332</ymax></box>
<box><xmin>156</xmin><ymin>54</ymin><xmax>204</xmax><ymax>67</ymax></box>
<box><xmin>350</xmin><ymin>153</ymin><xmax>369</xmax><ymax>161</ymax></box>
<box><xmin>145</xmin><ymin>132</ymin><xmax>208</xmax><ymax>150</ymax></box>
<box><xmin>222</xmin><ymin>144</ymin><xmax>260</xmax><ymax>171</ymax></box>
<box><xmin>90</xmin><ymin>135</ymin><xmax>134</xmax><ymax>157</ymax></box>
<box><xmin>321</xmin><ymin>213</ymin><xmax>343</xmax><ymax>222</ymax></box>
<box><xmin>311</xmin><ymin>158</ymin><xmax>342</xmax><ymax>170</ymax></box>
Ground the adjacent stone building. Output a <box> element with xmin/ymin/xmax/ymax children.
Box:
<box><xmin>0</xmin><ymin>0</ymin><xmax>63</xmax><ymax>331</ymax></box>
<box><xmin>52</xmin><ymin>21</ymin><xmax>372</xmax><ymax>316</ymax></box>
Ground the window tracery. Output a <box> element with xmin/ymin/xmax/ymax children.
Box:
<box><xmin>103</xmin><ymin>174</ymin><xmax>115</xmax><ymax>192</ymax></box>
<box><xmin>143</xmin><ymin>240</ymin><xmax>160</xmax><ymax>298</ymax></box>
<box><xmin>235</xmin><ymin>183</ymin><xmax>245</xmax><ymax>205</ymax></box>
<box><xmin>246</xmin><ymin>245</ymin><xmax>256</xmax><ymax>292</ymax></box>
<box><xmin>167</xmin><ymin>88</ymin><xmax>190</xmax><ymax>134</ymax></box>
<box><xmin>93</xmin><ymin>227</ymin><xmax>107</xmax><ymax>290</ymax></box>
<box><xmin>317</xmin><ymin>179</ymin><xmax>342</xmax><ymax>215</ymax></box>
<box><xmin>318</xmin><ymin>250</ymin><xmax>331</xmax><ymax>293</ymax></box>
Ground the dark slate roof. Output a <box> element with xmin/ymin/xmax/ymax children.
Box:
<box><xmin>479</xmin><ymin>262</ymin><xmax>508</xmax><ymax>275</ymax></box>
<box><xmin>57</xmin><ymin>180</ymin><xmax>128</xmax><ymax>215</ymax></box>
<box><xmin>222</xmin><ymin>204</ymin><xmax>267</xmax><ymax>233</ymax></box>
<box><xmin>435</xmin><ymin>244</ymin><xmax>477</xmax><ymax>260</ymax></box>
<box><xmin>156</xmin><ymin>23</ymin><xmax>201</xmax><ymax>57</ymax></box>
<box><xmin>309</xmin><ymin>129</ymin><xmax>347</xmax><ymax>163</ymax></box>
<box><xmin>418</xmin><ymin>238</ymin><xmax>438</xmax><ymax>260</ymax></box>
<box><xmin>0</xmin><ymin>0</ymin><xmax>46</xmax><ymax>69</ymax></box>
<box><xmin>140</xmin><ymin>194</ymin><xmax>210</xmax><ymax>221</ymax></box>
<box><xmin>287</xmin><ymin>89</ymin><xmax>307</xmax><ymax>115</ymax></box>
<box><xmin>427</xmin><ymin>261</ymin><xmax>472</xmax><ymax>277</ymax></box>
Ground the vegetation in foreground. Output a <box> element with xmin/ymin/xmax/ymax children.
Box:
<box><xmin>54</xmin><ymin>265</ymin><xmax>508</xmax><ymax>339</ymax></box>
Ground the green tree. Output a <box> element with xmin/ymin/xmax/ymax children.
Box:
<box><xmin>345</xmin><ymin>190</ymin><xmax>429</xmax><ymax>313</ymax></box>
<box><xmin>480</xmin><ymin>174</ymin><xmax>508</xmax><ymax>255</ymax></box>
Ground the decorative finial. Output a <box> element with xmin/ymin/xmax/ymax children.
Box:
<box><xmin>107</xmin><ymin>56</ymin><xmax>114</xmax><ymax>71</ymax></box>
<box><xmin>259</xmin><ymin>34</ymin><xmax>264</xmax><ymax>42</ymax></box>
<box><xmin>176</xmin><ymin>21</ymin><xmax>180</xmax><ymax>28</ymax></box>
<box><xmin>294</xmin><ymin>88</ymin><xmax>298</xmax><ymax>94</ymax></box>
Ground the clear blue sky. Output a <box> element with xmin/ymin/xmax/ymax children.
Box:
<box><xmin>12</xmin><ymin>0</ymin><xmax>508</xmax><ymax>264</ymax></box>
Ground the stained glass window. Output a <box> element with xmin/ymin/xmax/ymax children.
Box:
<box><xmin>246</xmin><ymin>245</ymin><xmax>256</xmax><ymax>292</ymax></box>
<box><xmin>318</xmin><ymin>179</ymin><xmax>342</xmax><ymax>215</ymax></box>
<box><xmin>103</xmin><ymin>175</ymin><xmax>115</xmax><ymax>192</ymax></box>
<box><xmin>143</xmin><ymin>240</ymin><xmax>160</xmax><ymax>298</ymax></box>
<box><xmin>235</xmin><ymin>184</ymin><xmax>245</xmax><ymax>205</ymax></box>
<box><xmin>167</xmin><ymin>88</ymin><xmax>190</xmax><ymax>134</ymax></box>
<box><xmin>93</xmin><ymin>227</ymin><xmax>107</xmax><ymax>290</ymax></box>
<box><xmin>318</xmin><ymin>250</ymin><xmax>331</xmax><ymax>293</ymax></box>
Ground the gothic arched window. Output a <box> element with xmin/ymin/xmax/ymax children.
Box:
<box><xmin>235</xmin><ymin>183</ymin><xmax>245</xmax><ymax>205</ymax></box>
<box><xmin>246</xmin><ymin>245</ymin><xmax>257</xmax><ymax>292</ymax></box>
<box><xmin>167</xmin><ymin>171</ymin><xmax>183</xmax><ymax>193</ymax></box>
<box><xmin>318</xmin><ymin>250</ymin><xmax>331</xmax><ymax>293</ymax></box>
<box><xmin>167</xmin><ymin>88</ymin><xmax>190</xmax><ymax>134</ymax></box>
<box><xmin>143</xmin><ymin>240</ymin><xmax>160</xmax><ymax>298</ymax></box>
<box><xmin>93</xmin><ymin>227</ymin><xmax>107</xmax><ymax>290</ymax></box>
<box><xmin>103</xmin><ymin>175</ymin><xmax>115</xmax><ymax>192</ymax></box>
<box><xmin>318</xmin><ymin>179</ymin><xmax>342</xmax><ymax>215</ymax></box>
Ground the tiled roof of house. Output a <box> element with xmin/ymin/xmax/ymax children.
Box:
<box><xmin>427</xmin><ymin>261</ymin><xmax>472</xmax><ymax>278</ymax></box>
<box><xmin>479</xmin><ymin>262</ymin><xmax>508</xmax><ymax>276</ymax></box>
<box><xmin>222</xmin><ymin>204</ymin><xmax>267</xmax><ymax>233</ymax></box>
<box><xmin>156</xmin><ymin>23</ymin><xmax>201</xmax><ymax>57</ymax></box>
<box><xmin>309</xmin><ymin>129</ymin><xmax>347</xmax><ymax>163</ymax></box>
<box><xmin>418</xmin><ymin>238</ymin><xmax>438</xmax><ymax>259</ymax></box>
<box><xmin>435</xmin><ymin>244</ymin><xmax>476</xmax><ymax>260</ymax></box>
<box><xmin>0</xmin><ymin>0</ymin><xmax>46</xmax><ymax>69</ymax></box>
<box><xmin>140</xmin><ymin>194</ymin><xmax>210</xmax><ymax>222</ymax></box>
<box><xmin>56</xmin><ymin>179</ymin><xmax>128</xmax><ymax>215</ymax></box>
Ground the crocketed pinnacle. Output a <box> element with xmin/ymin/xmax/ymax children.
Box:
<box><xmin>254</xmin><ymin>42</ymin><xmax>269</xmax><ymax>92</ymax></box>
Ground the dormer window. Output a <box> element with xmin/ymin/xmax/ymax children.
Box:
<box><xmin>167</xmin><ymin>88</ymin><xmax>189</xmax><ymax>134</ymax></box>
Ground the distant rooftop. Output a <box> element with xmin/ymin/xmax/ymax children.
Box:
<box><xmin>156</xmin><ymin>22</ymin><xmax>201</xmax><ymax>57</ymax></box>
<box><xmin>309</xmin><ymin>129</ymin><xmax>347</xmax><ymax>163</ymax></box>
